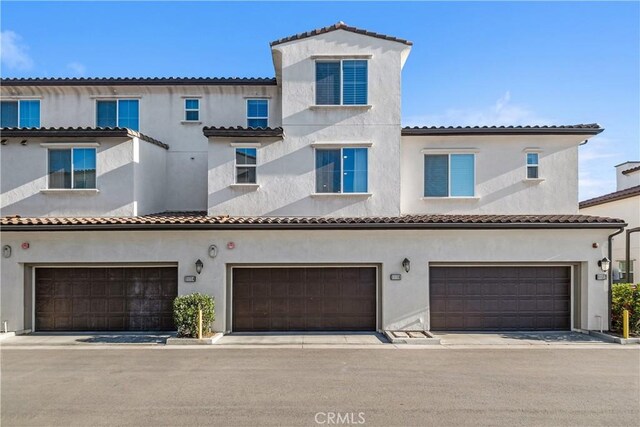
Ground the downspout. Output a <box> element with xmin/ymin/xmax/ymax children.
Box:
<box><xmin>608</xmin><ymin>227</ymin><xmax>626</xmax><ymax>330</ymax></box>
<box><xmin>625</xmin><ymin>227</ymin><xmax>640</xmax><ymax>283</ymax></box>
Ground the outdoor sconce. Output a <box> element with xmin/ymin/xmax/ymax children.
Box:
<box><xmin>598</xmin><ymin>257</ymin><xmax>610</xmax><ymax>273</ymax></box>
<box><xmin>195</xmin><ymin>259</ymin><xmax>204</xmax><ymax>275</ymax></box>
<box><xmin>402</xmin><ymin>258</ymin><xmax>411</xmax><ymax>273</ymax></box>
<box><xmin>208</xmin><ymin>245</ymin><xmax>218</xmax><ymax>258</ymax></box>
<box><xmin>2</xmin><ymin>245</ymin><xmax>11</xmax><ymax>258</ymax></box>
<box><xmin>20</xmin><ymin>140</ymin><xmax>27</xmax><ymax>146</ymax></box>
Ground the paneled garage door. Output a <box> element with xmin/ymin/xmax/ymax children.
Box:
<box><xmin>232</xmin><ymin>267</ymin><xmax>377</xmax><ymax>331</ymax></box>
<box><xmin>35</xmin><ymin>267</ymin><xmax>178</xmax><ymax>331</ymax></box>
<box><xmin>430</xmin><ymin>266</ymin><xmax>571</xmax><ymax>331</ymax></box>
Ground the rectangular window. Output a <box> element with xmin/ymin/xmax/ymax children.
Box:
<box><xmin>235</xmin><ymin>147</ymin><xmax>257</xmax><ymax>184</ymax></box>
<box><xmin>424</xmin><ymin>154</ymin><xmax>475</xmax><ymax>197</ymax></box>
<box><xmin>315</xmin><ymin>147</ymin><xmax>368</xmax><ymax>193</ymax></box>
<box><xmin>48</xmin><ymin>148</ymin><xmax>96</xmax><ymax>189</ymax></box>
<box><xmin>184</xmin><ymin>99</ymin><xmax>200</xmax><ymax>121</ymax></box>
<box><xmin>315</xmin><ymin>60</ymin><xmax>368</xmax><ymax>106</ymax></box>
<box><xmin>1</xmin><ymin>100</ymin><xmax>40</xmax><ymax>127</ymax></box>
<box><xmin>96</xmin><ymin>99</ymin><xmax>139</xmax><ymax>130</ymax></box>
<box><xmin>526</xmin><ymin>152</ymin><xmax>539</xmax><ymax>179</ymax></box>
<box><xmin>247</xmin><ymin>99</ymin><xmax>268</xmax><ymax>128</ymax></box>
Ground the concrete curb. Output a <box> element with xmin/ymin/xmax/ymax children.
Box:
<box><xmin>0</xmin><ymin>332</ymin><xmax>16</xmax><ymax>342</ymax></box>
<box><xmin>589</xmin><ymin>330</ymin><xmax>640</xmax><ymax>345</ymax></box>
<box><xmin>166</xmin><ymin>333</ymin><xmax>223</xmax><ymax>345</ymax></box>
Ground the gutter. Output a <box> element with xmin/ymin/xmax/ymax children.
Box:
<box><xmin>0</xmin><ymin>222</ymin><xmax>627</xmax><ymax>232</ymax></box>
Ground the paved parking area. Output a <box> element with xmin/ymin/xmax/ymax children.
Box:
<box><xmin>1</xmin><ymin>346</ymin><xmax>638</xmax><ymax>426</ymax></box>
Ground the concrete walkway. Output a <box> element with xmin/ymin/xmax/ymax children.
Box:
<box><xmin>216</xmin><ymin>332</ymin><xmax>389</xmax><ymax>346</ymax></box>
<box><xmin>0</xmin><ymin>332</ymin><xmax>173</xmax><ymax>346</ymax></box>
<box><xmin>434</xmin><ymin>331</ymin><xmax>611</xmax><ymax>346</ymax></box>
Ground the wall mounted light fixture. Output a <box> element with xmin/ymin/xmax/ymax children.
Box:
<box><xmin>402</xmin><ymin>258</ymin><xmax>411</xmax><ymax>273</ymax></box>
<box><xmin>195</xmin><ymin>259</ymin><xmax>204</xmax><ymax>274</ymax></box>
<box><xmin>208</xmin><ymin>245</ymin><xmax>218</xmax><ymax>258</ymax></box>
<box><xmin>2</xmin><ymin>245</ymin><xmax>11</xmax><ymax>258</ymax></box>
<box><xmin>598</xmin><ymin>257</ymin><xmax>610</xmax><ymax>273</ymax></box>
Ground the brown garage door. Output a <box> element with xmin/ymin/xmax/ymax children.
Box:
<box><xmin>232</xmin><ymin>267</ymin><xmax>377</xmax><ymax>331</ymax></box>
<box><xmin>35</xmin><ymin>267</ymin><xmax>178</xmax><ymax>331</ymax></box>
<box><xmin>430</xmin><ymin>266</ymin><xmax>570</xmax><ymax>331</ymax></box>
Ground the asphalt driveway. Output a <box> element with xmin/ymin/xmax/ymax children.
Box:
<box><xmin>2</xmin><ymin>347</ymin><xmax>638</xmax><ymax>426</ymax></box>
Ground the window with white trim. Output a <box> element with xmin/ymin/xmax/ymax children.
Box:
<box><xmin>424</xmin><ymin>154</ymin><xmax>475</xmax><ymax>197</ymax></box>
<box><xmin>315</xmin><ymin>60</ymin><xmax>368</xmax><ymax>106</ymax></box>
<box><xmin>247</xmin><ymin>99</ymin><xmax>268</xmax><ymax>128</ymax></box>
<box><xmin>48</xmin><ymin>148</ymin><xmax>97</xmax><ymax>189</ymax></box>
<box><xmin>315</xmin><ymin>147</ymin><xmax>368</xmax><ymax>193</ymax></box>
<box><xmin>235</xmin><ymin>147</ymin><xmax>257</xmax><ymax>184</ymax></box>
<box><xmin>96</xmin><ymin>99</ymin><xmax>139</xmax><ymax>130</ymax></box>
<box><xmin>0</xmin><ymin>100</ymin><xmax>40</xmax><ymax>127</ymax></box>
<box><xmin>184</xmin><ymin>99</ymin><xmax>200</xmax><ymax>121</ymax></box>
<box><xmin>526</xmin><ymin>152</ymin><xmax>539</xmax><ymax>179</ymax></box>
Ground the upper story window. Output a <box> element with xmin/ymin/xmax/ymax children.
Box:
<box><xmin>526</xmin><ymin>153</ymin><xmax>539</xmax><ymax>179</ymax></box>
<box><xmin>315</xmin><ymin>60</ymin><xmax>368</xmax><ymax>106</ymax></box>
<box><xmin>184</xmin><ymin>99</ymin><xmax>200</xmax><ymax>121</ymax></box>
<box><xmin>96</xmin><ymin>99</ymin><xmax>139</xmax><ymax>131</ymax></box>
<box><xmin>247</xmin><ymin>99</ymin><xmax>268</xmax><ymax>128</ymax></box>
<box><xmin>315</xmin><ymin>147</ymin><xmax>368</xmax><ymax>193</ymax></box>
<box><xmin>1</xmin><ymin>100</ymin><xmax>40</xmax><ymax>127</ymax></box>
<box><xmin>424</xmin><ymin>154</ymin><xmax>475</xmax><ymax>197</ymax></box>
<box><xmin>48</xmin><ymin>147</ymin><xmax>97</xmax><ymax>189</ymax></box>
<box><xmin>235</xmin><ymin>147</ymin><xmax>257</xmax><ymax>184</ymax></box>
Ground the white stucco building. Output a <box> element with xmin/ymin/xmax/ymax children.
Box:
<box><xmin>580</xmin><ymin>162</ymin><xmax>640</xmax><ymax>283</ymax></box>
<box><xmin>0</xmin><ymin>22</ymin><xmax>626</xmax><ymax>334</ymax></box>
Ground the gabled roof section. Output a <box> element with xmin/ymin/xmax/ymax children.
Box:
<box><xmin>579</xmin><ymin>185</ymin><xmax>640</xmax><ymax>209</ymax></box>
<box><xmin>203</xmin><ymin>126</ymin><xmax>284</xmax><ymax>138</ymax></box>
<box><xmin>402</xmin><ymin>124</ymin><xmax>604</xmax><ymax>136</ymax></box>
<box><xmin>0</xmin><ymin>127</ymin><xmax>169</xmax><ymax>149</ymax></box>
<box><xmin>0</xmin><ymin>77</ymin><xmax>277</xmax><ymax>87</ymax></box>
<box><xmin>270</xmin><ymin>21</ymin><xmax>413</xmax><ymax>47</ymax></box>
<box><xmin>0</xmin><ymin>213</ymin><xmax>625</xmax><ymax>231</ymax></box>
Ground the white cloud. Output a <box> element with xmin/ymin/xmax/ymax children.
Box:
<box><xmin>67</xmin><ymin>62</ymin><xmax>86</xmax><ymax>76</ymax></box>
<box><xmin>404</xmin><ymin>91</ymin><xmax>554</xmax><ymax>127</ymax></box>
<box><xmin>0</xmin><ymin>30</ymin><xmax>33</xmax><ymax>71</ymax></box>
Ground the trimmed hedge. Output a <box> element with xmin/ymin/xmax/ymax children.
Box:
<box><xmin>173</xmin><ymin>293</ymin><xmax>215</xmax><ymax>338</ymax></box>
<box><xmin>611</xmin><ymin>283</ymin><xmax>640</xmax><ymax>334</ymax></box>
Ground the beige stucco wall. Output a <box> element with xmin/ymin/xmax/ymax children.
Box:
<box><xmin>1</xmin><ymin>84</ymin><xmax>279</xmax><ymax>212</ymax></box>
<box><xmin>615</xmin><ymin>163</ymin><xmax>640</xmax><ymax>191</ymax></box>
<box><xmin>0</xmin><ymin>227</ymin><xmax>614</xmax><ymax>333</ymax></box>
<box><xmin>0</xmin><ymin>137</ymin><xmax>168</xmax><ymax>217</ymax></box>
<box><xmin>401</xmin><ymin>134</ymin><xmax>584</xmax><ymax>214</ymax></box>
<box><xmin>205</xmin><ymin>29</ymin><xmax>413</xmax><ymax>217</ymax></box>
<box><xmin>581</xmin><ymin>196</ymin><xmax>640</xmax><ymax>280</ymax></box>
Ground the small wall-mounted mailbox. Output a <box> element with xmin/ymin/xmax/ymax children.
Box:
<box><xmin>390</xmin><ymin>274</ymin><xmax>402</xmax><ymax>281</ymax></box>
<box><xmin>184</xmin><ymin>275</ymin><xmax>197</xmax><ymax>283</ymax></box>
<box><xmin>595</xmin><ymin>273</ymin><xmax>607</xmax><ymax>281</ymax></box>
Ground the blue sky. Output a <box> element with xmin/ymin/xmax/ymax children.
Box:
<box><xmin>2</xmin><ymin>1</ymin><xmax>638</xmax><ymax>200</ymax></box>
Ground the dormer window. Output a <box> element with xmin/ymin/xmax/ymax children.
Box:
<box><xmin>315</xmin><ymin>60</ymin><xmax>368</xmax><ymax>105</ymax></box>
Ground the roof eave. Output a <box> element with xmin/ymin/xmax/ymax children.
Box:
<box><xmin>0</xmin><ymin>222</ymin><xmax>626</xmax><ymax>232</ymax></box>
<box><xmin>401</xmin><ymin>128</ymin><xmax>604</xmax><ymax>136</ymax></box>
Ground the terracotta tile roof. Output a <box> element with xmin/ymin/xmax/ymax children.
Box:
<box><xmin>579</xmin><ymin>185</ymin><xmax>640</xmax><ymax>209</ymax></box>
<box><xmin>402</xmin><ymin>124</ymin><xmax>604</xmax><ymax>136</ymax></box>
<box><xmin>622</xmin><ymin>165</ymin><xmax>640</xmax><ymax>175</ymax></box>
<box><xmin>203</xmin><ymin>126</ymin><xmax>284</xmax><ymax>138</ymax></box>
<box><xmin>0</xmin><ymin>77</ymin><xmax>277</xmax><ymax>86</ymax></box>
<box><xmin>1</xmin><ymin>212</ymin><xmax>625</xmax><ymax>231</ymax></box>
<box><xmin>270</xmin><ymin>21</ymin><xmax>412</xmax><ymax>47</ymax></box>
<box><xmin>0</xmin><ymin>127</ymin><xmax>169</xmax><ymax>149</ymax></box>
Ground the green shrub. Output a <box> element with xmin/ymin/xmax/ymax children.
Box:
<box><xmin>173</xmin><ymin>293</ymin><xmax>215</xmax><ymax>338</ymax></box>
<box><xmin>611</xmin><ymin>283</ymin><xmax>640</xmax><ymax>334</ymax></box>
